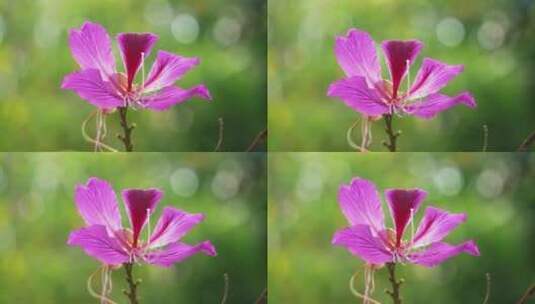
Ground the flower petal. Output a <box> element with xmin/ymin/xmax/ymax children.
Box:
<box><xmin>327</xmin><ymin>76</ymin><xmax>389</xmax><ymax>116</ymax></box>
<box><xmin>148</xmin><ymin>207</ymin><xmax>205</xmax><ymax>249</ymax></box>
<box><xmin>332</xmin><ymin>225</ymin><xmax>393</xmax><ymax>264</ymax></box>
<box><xmin>408</xmin><ymin>58</ymin><xmax>464</xmax><ymax>99</ymax></box>
<box><xmin>411</xmin><ymin>207</ymin><xmax>467</xmax><ymax>249</ymax></box>
<box><xmin>68</xmin><ymin>21</ymin><xmax>116</xmax><ymax>79</ymax></box>
<box><xmin>145</xmin><ymin>241</ymin><xmax>217</xmax><ymax>267</ymax></box>
<box><xmin>381</xmin><ymin>40</ymin><xmax>423</xmax><ymax>98</ymax></box>
<box><xmin>122</xmin><ymin>188</ymin><xmax>163</xmax><ymax>247</ymax></box>
<box><xmin>67</xmin><ymin>225</ymin><xmax>129</xmax><ymax>265</ymax></box>
<box><xmin>117</xmin><ymin>33</ymin><xmax>159</xmax><ymax>91</ymax></box>
<box><xmin>338</xmin><ymin>177</ymin><xmax>385</xmax><ymax>234</ymax></box>
<box><xmin>409</xmin><ymin>241</ymin><xmax>480</xmax><ymax>267</ymax></box>
<box><xmin>334</xmin><ymin>28</ymin><xmax>382</xmax><ymax>86</ymax></box>
<box><xmin>74</xmin><ymin>177</ymin><xmax>122</xmax><ymax>232</ymax></box>
<box><xmin>141</xmin><ymin>85</ymin><xmax>212</xmax><ymax>112</ymax></box>
<box><xmin>385</xmin><ymin>188</ymin><xmax>427</xmax><ymax>247</ymax></box>
<box><xmin>143</xmin><ymin>50</ymin><xmax>200</xmax><ymax>92</ymax></box>
<box><xmin>61</xmin><ymin>69</ymin><xmax>124</xmax><ymax>109</ymax></box>
<box><xmin>404</xmin><ymin>92</ymin><xmax>476</xmax><ymax>119</ymax></box>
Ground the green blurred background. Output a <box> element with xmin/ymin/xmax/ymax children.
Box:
<box><xmin>268</xmin><ymin>0</ymin><xmax>535</xmax><ymax>151</ymax></box>
<box><xmin>269</xmin><ymin>153</ymin><xmax>535</xmax><ymax>303</ymax></box>
<box><xmin>0</xmin><ymin>0</ymin><xmax>266</xmax><ymax>151</ymax></box>
<box><xmin>0</xmin><ymin>152</ymin><xmax>266</xmax><ymax>303</ymax></box>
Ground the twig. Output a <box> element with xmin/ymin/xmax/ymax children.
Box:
<box><xmin>483</xmin><ymin>273</ymin><xmax>491</xmax><ymax>304</ymax></box>
<box><xmin>254</xmin><ymin>288</ymin><xmax>267</xmax><ymax>304</ymax></box>
<box><xmin>385</xmin><ymin>263</ymin><xmax>403</xmax><ymax>304</ymax></box>
<box><xmin>220</xmin><ymin>273</ymin><xmax>229</xmax><ymax>304</ymax></box>
<box><xmin>517</xmin><ymin>283</ymin><xmax>535</xmax><ymax>304</ymax></box>
<box><xmin>215</xmin><ymin>118</ymin><xmax>224</xmax><ymax>152</ymax></box>
<box><xmin>518</xmin><ymin>130</ymin><xmax>535</xmax><ymax>152</ymax></box>
<box><xmin>123</xmin><ymin>263</ymin><xmax>140</xmax><ymax>304</ymax></box>
<box><xmin>382</xmin><ymin>114</ymin><xmax>400</xmax><ymax>152</ymax></box>
<box><xmin>482</xmin><ymin>125</ymin><xmax>488</xmax><ymax>152</ymax></box>
<box><xmin>246</xmin><ymin>129</ymin><xmax>268</xmax><ymax>152</ymax></box>
<box><xmin>118</xmin><ymin>107</ymin><xmax>135</xmax><ymax>152</ymax></box>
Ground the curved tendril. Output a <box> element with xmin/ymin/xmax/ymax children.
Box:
<box><xmin>349</xmin><ymin>270</ymin><xmax>382</xmax><ymax>304</ymax></box>
<box><xmin>87</xmin><ymin>265</ymin><xmax>118</xmax><ymax>304</ymax></box>
<box><xmin>81</xmin><ymin>110</ymin><xmax>119</xmax><ymax>152</ymax></box>
<box><xmin>347</xmin><ymin>118</ymin><xmax>370</xmax><ymax>152</ymax></box>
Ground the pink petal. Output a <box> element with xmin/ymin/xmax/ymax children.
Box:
<box><xmin>332</xmin><ymin>225</ymin><xmax>393</xmax><ymax>264</ymax></box>
<box><xmin>409</xmin><ymin>241</ymin><xmax>480</xmax><ymax>267</ymax></box>
<box><xmin>408</xmin><ymin>58</ymin><xmax>464</xmax><ymax>99</ymax></box>
<box><xmin>381</xmin><ymin>40</ymin><xmax>423</xmax><ymax>98</ymax></box>
<box><xmin>67</xmin><ymin>225</ymin><xmax>129</xmax><ymax>265</ymax></box>
<box><xmin>141</xmin><ymin>85</ymin><xmax>212</xmax><ymax>112</ymax></box>
<box><xmin>411</xmin><ymin>207</ymin><xmax>467</xmax><ymax>249</ymax></box>
<box><xmin>327</xmin><ymin>76</ymin><xmax>389</xmax><ymax>116</ymax></box>
<box><xmin>74</xmin><ymin>177</ymin><xmax>122</xmax><ymax>233</ymax></box>
<box><xmin>404</xmin><ymin>92</ymin><xmax>476</xmax><ymax>119</ymax></box>
<box><xmin>68</xmin><ymin>21</ymin><xmax>116</xmax><ymax>79</ymax></box>
<box><xmin>61</xmin><ymin>69</ymin><xmax>124</xmax><ymax>109</ymax></box>
<box><xmin>385</xmin><ymin>188</ymin><xmax>427</xmax><ymax>247</ymax></box>
<box><xmin>334</xmin><ymin>28</ymin><xmax>382</xmax><ymax>86</ymax></box>
<box><xmin>145</xmin><ymin>241</ymin><xmax>217</xmax><ymax>267</ymax></box>
<box><xmin>338</xmin><ymin>177</ymin><xmax>385</xmax><ymax>235</ymax></box>
<box><xmin>143</xmin><ymin>50</ymin><xmax>200</xmax><ymax>92</ymax></box>
<box><xmin>117</xmin><ymin>33</ymin><xmax>158</xmax><ymax>91</ymax></box>
<box><xmin>148</xmin><ymin>207</ymin><xmax>205</xmax><ymax>249</ymax></box>
<box><xmin>122</xmin><ymin>189</ymin><xmax>163</xmax><ymax>248</ymax></box>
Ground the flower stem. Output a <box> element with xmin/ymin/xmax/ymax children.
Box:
<box><xmin>383</xmin><ymin>114</ymin><xmax>400</xmax><ymax>152</ymax></box>
<box><xmin>118</xmin><ymin>106</ymin><xmax>135</xmax><ymax>152</ymax></box>
<box><xmin>385</xmin><ymin>263</ymin><xmax>403</xmax><ymax>304</ymax></box>
<box><xmin>123</xmin><ymin>263</ymin><xmax>140</xmax><ymax>304</ymax></box>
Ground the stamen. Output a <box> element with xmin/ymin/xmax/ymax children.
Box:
<box><xmin>146</xmin><ymin>208</ymin><xmax>151</xmax><ymax>247</ymax></box>
<box><xmin>406</xmin><ymin>59</ymin><xmax>411</xmax><ymax>96</ymax></box>
<box><xmin>409</xmin><ymin>208</ymin><xmax>415</xmax><ymax>247</ymax></box>
<box><xmin>140</xmin><ymin>52</ymin><xmax>146</xmax><ymax>91</ymax></box>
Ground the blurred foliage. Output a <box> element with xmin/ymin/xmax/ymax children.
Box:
<box><xmin>268</xmin><ymin>0</ymin><xmax>535</xmax><ymax>151</ymax></box>
<box><xmin>0</xmin><ymin>0</ymin><xmax>266</xmax><ymax>151</ymax></box>
<box><xmin>268</xmin><ymin>153</ymin><xmax>535</xmax><ymax>303</ymax></box>
<box><xmin>0</xmin><ymin>152</ymin><xmax>266</xmax><ymax>303</ymax></box>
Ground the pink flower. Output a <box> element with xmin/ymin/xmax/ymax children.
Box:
<box><xmin>67</xmin><ymin>177</ymin><xmax>216</xmax><ymax>267</ymax></box>
<box><xmin>332</xmin><ymin>177</ymin><xmax>480</xmax><ymax>267</ymax></box>
<box><xmin>61</xmin><ymin>21</ymin><xmax>211</xmax><ymax>111</ymax></box>
<box><xmin>327</xmin><ymin>29</ymin><xmax>476</xmax><ymax>119</ymax></box>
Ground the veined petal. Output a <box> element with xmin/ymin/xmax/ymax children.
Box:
<box><xmin>409</xmin><ymin>241</ymin><xmax>480</xmax><ymax>267</ymax></box>
<box><xmin>67</xmin><ymin>225</ymin><xmax>129</xmax><ymax>265</ymax></box>
<box><xmin>338</xmin><ymin>177</ymin><xmax>385</xmax><ymax>235</ymax></box>
<box><xmin>408</xmin><ymin>58</ymin><xmax>464</xmax><ymax>99</ymax></box>
<box><xmin>145</xmin><ymin>241</ymin><xmax>217</xmax><ymax>267</ymax></box>
<box><xmin>404</xmin><ymin>92</ymin><xmax>476</xmax><ymax>119</ymax></box>
<box><xmin>411</xmin><ymin>207</ymin><xmax>467</xmax><ymax>249</ymax></box>
<box><xmin>334</xmin><ymin>28</ymin><xmax>382</xmax><ymax>86</ymax></box>
<box><xmin>332</xmin><ymin>225</ymin><xmax>393</xmax><ymax>264</ymax></box>
<box><xmin>381</xmin><ymin>40</ymin><xmax>423</xmax><ymax>98</ymax></box>
<box><xmin>74</xmin><ymin>177</ymin><xmax>122</xmax><ymax>232</ymax></box>
<box><xmin>61</xmin><ymin>69</ymin><xmax>124</xmax><ymax>109</ymax></box>
<box><xmin>68</xmin><ymin>21</ymin><xmax>116</xmax><ymax>79</ymax></box>
<box><xmin>385</xmin><ymin>188</ymin><xmax>427</xmax><ymax>247</ymax></box>
<box><xmin>122</xmin><ymin>188</ymin><xmax>163</xmax><ymax>248</ymax></box>
<box><xmin>117</xmin><ymin>33</ymin><xmax>159</xmax><ymax>91</ymax></box>
<box><xmin>327</xmin><ymin>76</ymin><xmax>389</xmax><ymax>116</ymax></box>
<box><xmin>143</xmin><ymin>51</ymin><xmax>200</xmax><ymax>92</ymax></box>
<box><xmin>149</xmin><ymin>207</ymin><xmax>205</xmax><ymax>249</ymax></box>
<box><xmin>141</xmin><ymin>85</ymin><xmax>211</xmax><ymax>112</ymax></box>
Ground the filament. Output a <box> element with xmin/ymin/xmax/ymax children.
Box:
<box><xmin>349</xmin><ymin>270</ymin><xmax>382</xmax><ymax>304</ymax></box>
<box><xmin>146</xmin><ymin>208</ymin><xmax>152</xmax><ymax>246</ymax></box>
<box><xmin>81</xmin><ymin>110</ymin><xmax>119</xmax><ymax>152</ymax></box>
<box><xmin>87</xmin><ymin>265</ymin><xmax>118</xmax><ymax>304</ymax></box>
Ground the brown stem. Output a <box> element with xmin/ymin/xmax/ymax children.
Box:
<box><xmin>517</xmin><ymin>283</ymin><xmax>535</xmax><ymax>304</ymax></box>
<box><xmin>254</xmin><ymin>288</ymin><xmax>267</xmax><ymax>304</ymax></box>
<box><xmin>123</xmin><ymin>263</ymin><xmax>140</xmax><ymax>304</ymax></box>
<box><xmin>383</xmin><ymin>114</ymin><xmax>400</xmax><ymax>152</ymax></box>
<box><xmin>118</xmin><ymin>107</ymin><xmax>135</xmax><ymax>152</ymax></box>
<box><xmin>518</xmin><ymin>130</ymin><xmax>535</xmax><ymax>152</ymax></box>
<box><xmin>386</xmin><ymin>263</ymin><xmax>403</xmax><ymax>304</ymax></box>
<box><xmin>246</xmin><ymin>129</ymin><xmax>268</xmax><ymax>152</ymax></box>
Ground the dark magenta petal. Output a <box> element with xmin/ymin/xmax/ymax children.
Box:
<box><xmin>61</xmin><ymin>69</ymin><xmax>124</xmax><ymax>109</ymax></box>
<box><xmin>148</xmin><ymin>207</ymin><xmax>205</xmax><ymax>249</ymax></box>
<box><xmin>327</xmin><ymin>76</ymin><xmax>389</xmax><ymax>116</ymax></box>
<box><xmin>141</xmin><ymin>85</ymin><xmax>211</xmax><ymax>112</ymax></box>
<box><xmin>332</xmin><ymin>225</ymin><xmax>393</xmax><ymax>265</ymax></box>
<box><xmin>122</xmin><ymin>188</ymin><xmax>163</xmax><ymax>247</ymax></box>
<box><xmin>411</xmin><ymin>206</ymin><xmax>467</xmax><ymax>248</ymax></box>
<box><xmin>145</xmin><ymin>241</ymin><xmax>216</xmax><ymax>267</ymax></box>
<box><xmin>385</xmin><ymin>188</ymin><xmax>427</xmax><ymax>247</ymax></box>
<box><xmin>404</xmin><ymin>92</ymin><xmax>476</xmax><ymax>119</ymax></box>
<box><xmin>409</xmin><ymin>241</ymin><xmax>480</xmax><ymax>267</ymax></box>
<box><xmin>408</xmin><ymin>58</ymin><xmax>463</xmax><ymax>99</ymax></box>
<box><xmin>381</xmin><ymin>40</ymin><xmax>423</xmax><ymax>98</ymax></box>
<box><xmin>117</xmin><ymin>32</ymin><xmax>158</xmax><ymax>91</ymax></box>
<box><xmin>67</xmin><ymin>224</ymin><xmax>130</xmax><ymax>265</ymax></box>
<box><xmin>143</xmin><ymin>50</ymin><xmax>200</xmax><ymax>92</ymax></box>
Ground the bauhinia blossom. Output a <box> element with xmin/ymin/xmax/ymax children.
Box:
<box><xmin>327</xmin><ymin>28</ymin><xmax>476</xmax><ymax>119</ymax></box>
<box><xmin>62</xmin><ymin>21</ymin><xmax>211</xmax><ymax>111</ymax></box>
<box><xmin>68</xmin><ymin>177</ymin><xmax>216</xmax><ymax>267</ymax></box>
<box><xmin>332</xmin><ymin>177</ymin><xmax>480</xmax><ymax>267</ymax></box>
